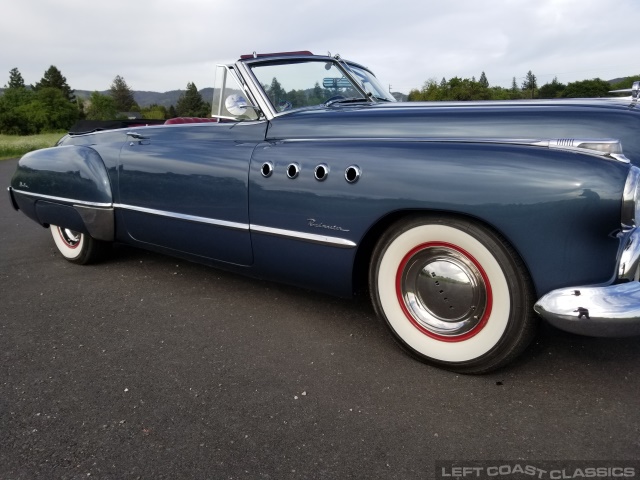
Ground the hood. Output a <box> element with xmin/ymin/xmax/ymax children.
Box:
<box><xmin>266</xmin><ymin>98</ymin><xmax>640</xmax><ymax>163</ymax></box>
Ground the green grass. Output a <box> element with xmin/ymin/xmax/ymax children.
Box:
<box><xmin>0</xmin><ymin>133</ymin><xmax>65</xmax><ymax>160</ymax></box>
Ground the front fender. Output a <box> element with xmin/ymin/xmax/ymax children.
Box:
<box><xmin>249</xmin><ymin>140</ymin><xmax>629</xmax><ymax>297</ymax></box>
<box><xmin>10</xmin><ymin>145</ymin><xmax>114</xmax><ymax>241</ymax></box>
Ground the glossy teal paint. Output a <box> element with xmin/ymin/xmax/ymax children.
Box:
<box><xmin>8</xmin><ymin>98</ymin><xmax>639</xmax><ymax>299</ymax></box>
<box><xmin>249</xmin><ymin>139</ymin><xmax>628</xmax><ymax>296</ymax></box>
<box><xmin>11</xmin><ymin>145</ymin><xmax>113</xmax><ymax>203</ymax></box>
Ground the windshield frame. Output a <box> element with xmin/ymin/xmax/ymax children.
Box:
<box><xmin>236</xmin><ymin>55</ymin><xmax>375</xmax><ymax>119</ymax></box>
<box><xmin>344</xmin><ymin>63</ymin><xmax>396</xmax><ymax>102</ymax></box>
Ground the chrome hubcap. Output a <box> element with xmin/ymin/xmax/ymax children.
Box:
<box><xmin>59</xmin><ymin>227</ymin><xmax>81</xmax><ymax>248</ymax></box>
<box><xmin>399</xmin><ymin>245</ymin><xmax>488</xmax><ymax>337</ymax></box>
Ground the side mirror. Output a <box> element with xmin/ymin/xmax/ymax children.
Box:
<box><xmin>225</xmin><ymin>94</ymin><xmax>248</xmax><ymax>116</ymax></box>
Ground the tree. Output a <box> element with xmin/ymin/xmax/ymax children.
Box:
<box><xmin>6</xmin><ymin>67</ymin><xmax>25</xmax><ymax>89</ymax></box>
<box><xmin>0</xmin><ymin>90</ymin><xmax>33</xmax><ymax>134</ymax></box>
<box><xmin>538</xmin><ymin>77</ymin><xmax>566</xmax><ymax>99</ymax></box>
<box><xmin>561</xmin><ymin>78</ymin><xmax>612</xmax><ymax>98</ymax></box>
<box><xmin>109</xmin><ymin>75</ymin><xmax>136</xmax><ymax>111</ymax></box>
<box><xmin>0</xmin><ymin>68</ymin><xmax>32</xmax><ymax>134</ymax></box>
<box><xmin>86</xmin><ymin>91</ymin><xmax>118</xmax><ymax>120</ymax></box>
<box><xmin>521</xmin><ymin>71</ymin><xmax>537</xmax><ymax>99</ymax></box>
<box><xmin>141</xmin><ymin>103</ymin><xmax>168</xmax><ymax>120</ymax></box>
<box><xmin>509</xmin><ymin>77</ymin><xmax>521</xmax><ymax>99</ymax></box>
<box><xmin>265</xmin><ymin>77</ymin><xmax>285</xmax><ymax>106</ymax></box>
<box><xmin>478</xmin><ymin>71</ymin><xmax>489</xmax><ymax>88</ymax></box>
<box><xmin>11</xmin><ymin>88</ymin><xmax>78</xmax><ymax>133</ymax></box>
<box><xmin>176</xmin><ymin>82</ymin><xmax>209</xmax><ymax>117</ymax></box>
<box><xmin>34</xmin><ymin>65</ymin><xmax>75</xmax><ymax>102</ymax></box>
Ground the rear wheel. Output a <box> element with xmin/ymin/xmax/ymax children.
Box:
<box><xmin>369</xmin><ymin>215</ymin><xmax>537</xmax><ymax>374</ymax></box>
<box><xmin>50</xmin><ymin>225</ymin><xmax>108</xmax><ymax>265</ymax></box>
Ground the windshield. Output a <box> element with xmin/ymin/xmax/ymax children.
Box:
<box><xmin>347</xmin><ymin>64</ymin><xmax>396</xmax><ymax>102</ymax></box>
<box><xmin>249</xmin><ymin>60</ymin><xmax>367</xmax><ymax>112</ymax></box>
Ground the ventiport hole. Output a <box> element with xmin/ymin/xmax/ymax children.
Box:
<box><xmin>287</xmin><ymin>163</ymin><xmax>300</xmax><ymax>179</ymax></box>
<box><xmin>314</xmin><ymin>164</ymin><xmax>329</xmax><ymax>181</ymax></box>
<box><xmin>261</xmin><ymin>161</ymin><xmax>273</xmax><ymax>178</ymax></box>
<box><xmin>345</xmin><ymin>165</ymin><xmax>361</xmax><ymax>183</ymax></box>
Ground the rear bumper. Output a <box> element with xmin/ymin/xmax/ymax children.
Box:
<box><xmin>534</xmin><ymin>228</ymin><xmax>640</xmax><ymax>337</ymax></box>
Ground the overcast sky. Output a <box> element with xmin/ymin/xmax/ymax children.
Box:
<box><xmin>1</xmin><ymin>0</ymin><xmax>637</xmax><ymax>94</ymax></box>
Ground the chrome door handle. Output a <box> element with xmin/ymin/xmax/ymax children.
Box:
<box><xmin>126</xmin><ymin>131</ymin><xmax>149</xmax><ymax>140</ymax></box>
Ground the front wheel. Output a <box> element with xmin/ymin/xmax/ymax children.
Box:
<box><xmin>50</xmin><ymin>225</ymin><xmax>109</xmax><ymax>265</ymax></box>
<box><xmin>369</xmin><ymin>215</ymin><xmax>537</xmax><ymax>374</ymax></box>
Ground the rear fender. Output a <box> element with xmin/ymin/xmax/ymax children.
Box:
<box><xmin>10</xmin><ymin>145</ymin><xmax>114</xmax><ymax>241</ymax></box>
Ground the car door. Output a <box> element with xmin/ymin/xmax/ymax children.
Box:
<box><xmin>117</xmin><ymin>121</ymin><xmax>266</xmax><ymax>266</ymax></box>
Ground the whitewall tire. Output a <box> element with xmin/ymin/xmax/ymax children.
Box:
<box><xmin>370</xmin><ymin>215</ymin><xmax>536</xmax><ymax>374</ymax></box>
<box><xmin>50</xmin><ymin>225</ymin><xmax>108</xmax><ymax>265</ymax></box>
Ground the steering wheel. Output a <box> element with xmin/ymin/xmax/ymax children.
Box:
<box><xmin>324</xmin><ymin>95</ymin><xmax>346</xmax><ymax>105</ymax></box>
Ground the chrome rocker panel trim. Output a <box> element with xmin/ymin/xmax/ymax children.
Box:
<box><xmin>534</xmin><ymin>228</ymin><xmax>640</xmax><ymax>337</ymax></box>
<box><xmin>115</xmin><ymin>204</ymin><xmax>356</xmax><ymax>248</ymax></box>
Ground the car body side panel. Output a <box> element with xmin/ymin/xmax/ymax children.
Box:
<box><xmin>248</xmin><ymin>140</ymin><xmax>628</xmax><ymax>297</ymax></box>
<box><xmin>117</xmin><ymin>122</ymin><xmax>266</xmax><ymax>265</ymax></box>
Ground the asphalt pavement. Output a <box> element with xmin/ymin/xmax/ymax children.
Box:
<box><xmin>1</xmin><ymin>158</ymin><xmax>639</xmax><ymax>479</ymax></box>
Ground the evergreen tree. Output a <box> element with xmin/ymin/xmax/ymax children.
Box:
<box><xmin>522</xmin><ymin>71</ymin><xmax>537</xmax><ymax>99</ymax></box>
<box><xmin>168</xmin><ymin>105</ymin><xmax>177</xmax><ymax>118</ymax></box>
<box><xmin>176</xmin><ymin>82</ymin><xmax>209</xmax><ymax>117</ymax></box>
<box><xmin>478</xmin><ymin>72</ymin><xmax>489</xmax><ymax>88</ymax></box>
<box><xmin>6</xmin><ymin>67</ymin><xmax>25</xmax><ymax>89</ymax></box>
<box><xmin>34</xmin><ymin>65</ymin><xmax>75</xmax><ymax>102</ymax></box>
<box><xmin>0</xmin><ymin>68</ymin><xmax>33</xmax><ymax>133</ymax></box>
<box><xmin>509</xmin><ymin>77</ymin><xmax>521</xmax><ymax>99</ymax></box>
<box><xmin>109</xmin><ymin>75</ymin><xmax>136</xmax><ymax>111</ymax></box>
<box><xmin>266</xmin><ymin>77</ymin><xmax>285</xmax><ymax>105</ymax></box>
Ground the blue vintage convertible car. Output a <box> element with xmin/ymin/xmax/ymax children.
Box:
<box><xmin>8</xmin><ymin>51</ymin><xmax>640</xmax><ymax>373</ymax></box>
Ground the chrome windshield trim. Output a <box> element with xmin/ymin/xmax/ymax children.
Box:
<box><xmin>235</xmin><ymin>61</ymin><xmax>277</xmax><ymax>120</ymax></box>
<box><xmin>236</xmin><ymin>55</ymin><xmax>372</xmax><ymax>121</ymax></box>
<box><xmin>113</xmin><ymin>204</ymin><xmax>249</xmax><ymax>231</ymax></box>
<box><xmin>11</xmin><ymin>189</ymin><xmax>113</xmax><ymax>208</ymax></box>
<box><xmin>250</xmin><ymin>224</ymin><xmax>356</xmax><ymax>248</ymax></box>
<box><xmin>332</xmin><ymin>54</ymin><xmax>375</xmax><ymax>103</ymax></box>
<box><xmin>114</xmin><ymin>204</ymin><xmax>356</xmax><ymax>248</ymax></box>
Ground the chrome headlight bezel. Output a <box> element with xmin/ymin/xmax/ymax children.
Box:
<box><xmin>622</xmin><ymin>166</ymin><xmax>640</xmax><ymax>231</ymax></box>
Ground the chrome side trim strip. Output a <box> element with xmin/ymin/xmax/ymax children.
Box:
<box><xmin>113</xmin><ymin>203</ymin><xmax>356</xmax><ymax>248</ymax></box>
<box><xmin>11</xmin><ymin>189</ymin><xmax>113</xmax><ymax>208</ymax></box>
<box><xmin>250</xmin><ymin>224</ymin><xmax>356</xmax><ymax>248</ymax></box>
<box><xmin>277</xmin><ymin>137</ymin><xmax>630</xmax><ymax>163</ymax></box>
<box><xmin>112</xmin><ymin>203</ymin><xmax>249</xmax><ymax>231</ymax></box>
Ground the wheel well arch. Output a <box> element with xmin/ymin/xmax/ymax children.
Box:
<box><xmin>351</xmin><ymin>209</ymin><xmax>534</xmax><ymax>296</ymax></box>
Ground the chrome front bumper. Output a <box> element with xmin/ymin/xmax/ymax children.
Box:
<box><xmin>534</xmin><ymin>228</ymin><xmax>640</xmax><ymax>337</ymax></box>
